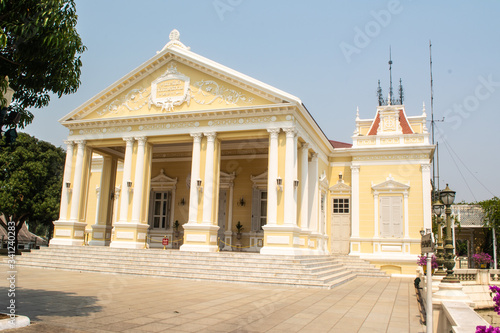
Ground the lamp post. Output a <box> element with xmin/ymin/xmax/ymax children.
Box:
<box><xmin>440</xmin><ymin>184</ymin><xmax>459</xmax><ymax>283</ymax></box>
<box><xmin>433</xmin><ymin>199</ymin><xmax>446</xmax><ymax>276</ymax></box>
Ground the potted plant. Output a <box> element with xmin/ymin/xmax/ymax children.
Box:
<box><xmin>417</xmin><ymin>254</ymin><xmax>438</xmax><ymax>274</ymax></box>
<box><xmin>472</xmin><ymin>252</ymin><xmax>493</xmax><ymax>269</ymax></box>
<box><xmin>235</xmin><ymin>221</ymin><xmax>244</xmax><ymax>240</ymax></box>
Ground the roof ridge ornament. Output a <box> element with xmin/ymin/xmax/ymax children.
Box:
<box><xmin>160</xmin><ymin>29</ymin><xmax>190</xmax><ymax>52</ymax></box>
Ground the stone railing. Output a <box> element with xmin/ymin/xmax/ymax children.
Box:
<box><xmin>454</xmin><ymin>269</ymin><xmax>500</xmax><ymax>285</ymax></box>
<box><xmin>437</xmin><ymin>301</ymin><xmax>489</xmax><ymax>333</ymax></box>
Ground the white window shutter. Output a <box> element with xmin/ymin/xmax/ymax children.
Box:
<box><xmin>391</xmin><ymin>196</ymin><xmax>403</xmax><ymax>237</ymax></box>
<box><xmin>380</xmin><ymin>197</ymin><xmax>391</xmax><ymax>237</ymax></box>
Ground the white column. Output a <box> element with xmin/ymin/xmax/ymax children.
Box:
<box><xmin>373</xmin><ymin>192</ymin><xmax>379</xmax><ymax>238</ymax></box>
<box><xmin>58</xmin><ymin>140</ymin><xmax>74</xmax><ymax>220</ymax></box>
<box><xmin>309</xmin><ymin>153</ymin><xmax>319</xmax><ymax>232</ymax></box>
<box><xmin>70</xmin><ymin>140</ymin><xmax>86</xmax><ymax>222</ymax></box>
<box><xmin>170</xmin><ymin>185</ymin><xmax>176</xmax><ymax>229</ymax></box>
<box><xmin>300</xmin><ymin>143</ymin><xmax>309</xmax><ymax>229</ymax></box>
<box><xmin>227</xmin><ymin>182</ymin><xmax>234</xmax><ymax>231</ymax></box>
<box><xmin>283</xmin><ymin>128</ymin><xmax>297</xmax><ymax>225</ymax></box>
<box><xmin>119</xmin><ymin>137</ymin><xmax>134</xmax><ymax>223</ymax></box>
<box><xmin>131</xmin><ymin>137</ymin><xmax>147</xmax><ymax>223</ymax></box>
<box><xmin>188</xmin><ymin>133</ymin><xmax>203</xmax><ymax>223</ymax></box>
<box><xmin>95</xmin><ymin>186</ymin><xmax>101</xmax><ymax>224</ymax></box>
<box><xmin>293</xmin><ymin>134</ymin><xmax>298</xmax><ymax>225</ymax></box>
<box><xmin>351</xmin><ymin>165</ymin><xmax>360</xmax><ymax>238</ymax></box>
<box><xmin>421</xmin><ymin>164</ymin><xmax>432</xmax><ymax>232</ymax></box>
<box><xmin>266</xmin><ymin>128</ymin><xmax>280</xmax><ymax>225</ymax></box>
<box><xmin>404</xmin><ymin>192</ymin><xmax>410</xmax><ymax>238</ymax></box>
<box><xmin>203</xmin><ymin>132</ymin><xmax>216</xmax><ymax>224</ymax></box>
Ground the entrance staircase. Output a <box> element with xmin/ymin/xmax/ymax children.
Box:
<box><xmin>7</xmin><ymin>246</ymin><xmax>388</xmax><ymax>289</ymax></box>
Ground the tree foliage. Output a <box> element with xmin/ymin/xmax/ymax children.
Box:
<box><xmin>0</xmin><ymin>133</ymin><xmax>65</xmax><ymax>250</ymax></box>
<box><xmin>478</xmin><ymin>197</ymin><xmax>500</xmax><ymax>229</ymax></box>
<box><xmin>0</xmin><ymin>0</ymin><xmax>86</xmax><ymax>127</ymax></box>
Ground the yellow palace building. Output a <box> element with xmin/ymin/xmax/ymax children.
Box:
<box><xmin>50</xmin><ymin>30</ymin><xmax>434</xmax><ymax>275</ymax></box>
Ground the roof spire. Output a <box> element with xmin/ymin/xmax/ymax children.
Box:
<box><xmin>356</xmin><ymin>106</ymin><xmax>360</xmax><ymax>121</ymax></box>
<box><xmin>377</xmin><ymin>80</ymin><xmax>384</xmax><ymax>106</ymax></box>
<box><xmin>388</xmin><ymin>46</ymin><xmax>393</xmax><ymax>105</ymax></box>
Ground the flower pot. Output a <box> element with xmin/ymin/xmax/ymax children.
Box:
<box><xmin>480</xmin><ymin>263</ymin><xmax>487</xmax><ymax>269</ymax></box>
<box><xmin>236</xmin><ymin>232</ymin><xmax>242</xmax><ymax>240</ymax></box>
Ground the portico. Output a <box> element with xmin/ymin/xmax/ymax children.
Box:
<box><xmin>50</xmin><ymin>30</ymin><xmax>433</xmax><ymax>275</ymax></box>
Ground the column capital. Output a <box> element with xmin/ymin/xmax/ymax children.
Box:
<box><xmin>203</xmin><ymin>132</ymin><xmax>217</xmax><ymax>142</ymax></box>
<box><xmin>421</xmin><ymin>163</ymin><xmax>431</xmax><ymax>172</ymax></box>
<box><xmin>283</xmin><ymin>127</ymin><xmax>297</xmax><ymax>138</ymax></box>
<box><xmin>301</xmin><ymin>142</ymin><xmax>310</xmax><ymax>150</ymax></box>
<box><xmin>134</xmin><ymin>136</ymin><xmax>148</xmax><ymax>145</ymax></box>
<box><xmin>64</xmin><ymin>140</ymin><xmax>74</xmax><ymax>148</ymax></box>
<box><xmin>123</xmin><ymin>137</ymin><xmax>135</xmax><ymax>144</ymax></box>
<box><xmin>267</xmin><ymin>128</ymin><xmax>280</xmax><ymax>138</ymax></box>
<box><xmin>351</xmin><ymin>165</ymin><xmax>360</xmax><ymax>173</ymax></box>
<box><xmin>190</xmin><ymin>132</ymin><xmax>203</xmax><ymax>142</ymax></box>
<box><xmin>311</xmin><ymin>152</ymin><xmax>318</xmax><ymax>161</ymax></box>
<box><xmin>75</xmin><ymin>140</ymin><xmax>86</xmax><ymax>148</ymax></box>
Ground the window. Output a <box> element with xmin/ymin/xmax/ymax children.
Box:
<box><xmin>151</xmin><ymin>191</ymin><xmax>171</xmax><ymax>230</ymax></box>
<box><xmin>333</xmin><ymin>198</ymin><xmax>350</xmax><ymax>214</ymax></box>
<box><xmin>259</xmin><ymin>191</ymin><xmax>267</xmax><ymax>230</ymax></box>
<box><xmin>380</xmin><ymin>196</ymin><xmax>403</xmax><ymax>238</ymax></box>
<box><xmin>251</xmin><ymin>189</ymin><xmax>267</xmax><ymax>232</ymax></box>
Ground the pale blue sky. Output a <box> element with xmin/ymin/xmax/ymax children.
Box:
<box><xmin>24</xmin><ymin>0</ymin><xmax>500</xmax><ymax>203</ymax></box>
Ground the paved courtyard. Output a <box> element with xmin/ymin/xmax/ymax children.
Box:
<box><xmin>1</xmin><ymin>267</ymin><xmax>424</xmax><ymax>332</ymax></box>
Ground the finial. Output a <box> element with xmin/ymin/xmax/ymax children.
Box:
<box><xmin>160</xmin><ymin>29</ymin><xmax>190</xmax><ymax>52</ymax></box>
<box><xmin>169</xmin><ymin>29</ymin><xmax>180</xmax><ymax>41</ymax></box>
<box><xmin>377</xmin><ymin>80</ymin><xmax>384</xmax><ymax>106</ymax></box>
<box><xmin>356</xmin><ymin>106</ymin><xmax>360</xmax><ymax>121</ymax></box>
<box><xmin>387</xmin><ymin>92</ymin><xmax>392</xmax><ymax>105</ymax></box>
<box><xmin>398</xmin><ymin>78</ymin><xmax>404</xmax><ymax>105</ymax></box>
<box><xmin>422</xmin><ymin>101</ymin><xmax>427</xmax><ymax>117</ymax></box>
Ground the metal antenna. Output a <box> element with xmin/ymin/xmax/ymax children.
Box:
<box><xmin>429</xmin><ymin>40</ymin><xmax>440</xmax><ymax>194</ymax></box>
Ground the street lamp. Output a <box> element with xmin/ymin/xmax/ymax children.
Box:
<box><xmin>433</xmin><ymin>199</ymin><xmax>446</xmax><ymax>276</ymax></box>
<box><xmin>440</xmin><ymin>184</ymin><xmax>459</xmax><ymax>283</ymax></box>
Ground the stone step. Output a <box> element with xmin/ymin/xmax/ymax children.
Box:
<box><xmin>21</xmin><ymin>254</ymin><xmax>353</xmax><ymax>271</ymax></box>
<box><xmin>6</xmin><ymin>246</ymin><xmax>388</xmax><ymax>288</ymax></box>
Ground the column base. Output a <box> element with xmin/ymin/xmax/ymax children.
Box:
<box><xmin>433</xmin><ymin>281</ymin><xmax>472</xmax><ymax>304</ymax></box>
<box><xmin>89</xmin><ymin>224</ymin><xmax>113</xmax><ymax>246</ymax></box>
<box><xmin>260</xmin><ymin>224</ymin><xmax>311</xmax><ymax>255</ymax></box>
<box><xmin>179</xmin><ymin>223</ymin><xmax>219</xmax><ymax>253</ymax></box>
<box><xmin>109</xmin><ymin>222</ymin><xmax>149</xmax><ymax>249</ymax></box>
<box><xmin>50</xmin><ymin>220</ymin><xmax>87</xmax><ymax>246</ymax></box>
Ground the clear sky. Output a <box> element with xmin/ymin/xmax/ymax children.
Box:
<box><xmin>23</xmin><ymin>0</ymin><xmax>500</xmax><ymax>203</ymax></box>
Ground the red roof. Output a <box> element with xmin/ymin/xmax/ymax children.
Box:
<box><xmin>329</xmin><ymin>140</ymin><xmax>353</xmax><ymax>149</ymax></box>
<box><xmin>368</xmin><ymin>112</ymin><xmax>381</xmax><ymax>135</ymax></box>
<box><xmin>399</xmin><ymin>109</ymin><xmax>414</xmax><ymax>134</ymax></box>
<box><xmin>367</xmin><ymin>109</ymin><xmax>413</xmax><ymax>135</ymax></box>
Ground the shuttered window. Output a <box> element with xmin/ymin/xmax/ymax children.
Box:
<box><xmin>251</xmin><ymin>188</ymin><xmax>267</xmax><ymax>232</ymax></box>
<box><xmin>379</xmin><ymin>196</ymin><xmax>403</xmax><ymax>238</ymax></box>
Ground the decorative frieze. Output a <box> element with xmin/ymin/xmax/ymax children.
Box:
<box><xmin>208</xmin><ymin>116</ymin><xmax>276</xmax><ymax>127</ymax></box>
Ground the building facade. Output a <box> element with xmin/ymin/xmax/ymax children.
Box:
<box><xmin>50</xmin><ymin>30</ymin><xmax>434</xmax><ymax>275</ymax></box>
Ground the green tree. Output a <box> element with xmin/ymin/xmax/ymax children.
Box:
<box><xmin>478</xmin><ymin>197</ymin><xmax>500</xmax><ymax>265</ymax></box>
<box><xmin>0</xmin><ymin>133</ymin><xmax>65</xmax><ymax>253</ymax></box>
<box><xmin>0</xmin><ymin>0</ymin><xmax>86</xmax><ymax>126</ymax></box>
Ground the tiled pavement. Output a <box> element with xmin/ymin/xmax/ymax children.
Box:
<box><xmin>0</xmin><ymin>267</ymin><xmax>425</xmax><ymax>332</ymax></box>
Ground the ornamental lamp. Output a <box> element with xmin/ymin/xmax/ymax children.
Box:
<box><xmin>433</xmin><ymin>199</ymin><xmax>445</xmax><ymax>217</ymax></box>
<box><xmin>440</xmin><ymin>184</ymin><xmax>456</xmax><ymax>206</ymax></box>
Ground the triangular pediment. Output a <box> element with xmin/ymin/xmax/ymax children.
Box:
<box><xmin>151</xmin><ymin>169</ymin><xmax>177</xmax><ymax>186</ymax></box>
<box><xmin>329</xmin><ymin>181</ymin><xmax>351</xmax><ymax>194</ymax></box>
<box><xmin>250</xmin><ymin>171</ymin><xmax>268</xmax><ymax>188</ymax></box>
<box><xmin>371</xmin><ymin>175</ymin><xmax>410</xmax><ymax>192</ymax></box>
<box><xmin>61</xmin><ymin>37</ymin><xmax>301</xmax><ymax>124</ymax></box>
